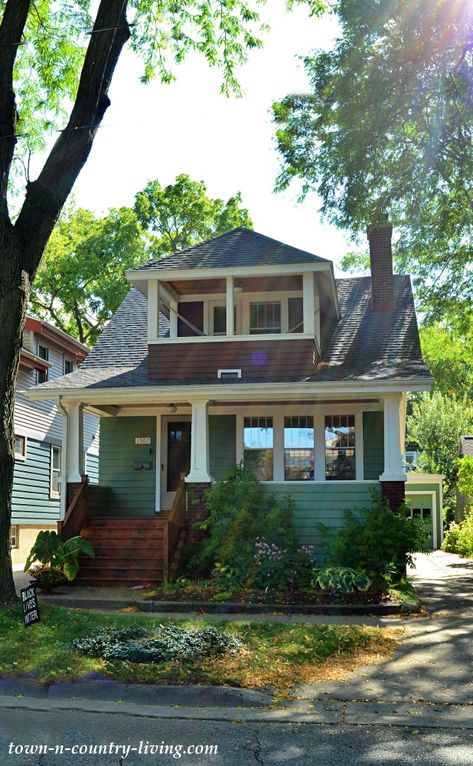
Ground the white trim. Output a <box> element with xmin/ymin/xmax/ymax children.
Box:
<box><xmin>355</xmin><ymin>410</ymin><xmax>364</xmax><ymax>481</ymax></box>
<box><xmin>147</xmin><ymin>279</ymin><xmax>159</xmax><ymax>344</ymax></box>
<box><xmin>26</xmin><ymin>379</ymin><xmax>433</xmax><ymax>403</ymax></box>
<box><xmin>405</xmin><ymin>489</ymin><xmax>437</xmax><ymax>549</ymax></box>
<box><xmin>217</xmin><ymin>369</ymin><xmax>242</xmax><ymax>380</ymax></box>
<box><xmin>127</xmin><ymin>261</ymin><xmax>333</xmax><ymax>283</ymax></box>
<box><xmin>303</xmin><ymin>272</ymin><xmax>315</xmax><ymax>336</ymax></box>
<box><xmin>265</xmin><ymin>480</ymin><xmax>379</xmax><ymax>485</ymax></box>
<box><xmin>155</xmin><ymin>413</ymin><xmax>161</xmax><ymax>512</ymax></box>
<box><xmin>150</xmin><ymin>331</ymin><xmax>312</xmax><ymax>345</ymax></box>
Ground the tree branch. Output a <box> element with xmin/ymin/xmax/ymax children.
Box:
<box><xmin>0</xmin><ymin>0</ymin><xmax>30</xmax><ymax>221</ymax></box>
<box><xmin>15</xmin><ymin>0</ymin><xmax>130</xmax><ymax>275</ymax></box>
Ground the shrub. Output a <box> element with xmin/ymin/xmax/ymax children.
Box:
<box><xmin>188</xmin><ymin>465</ymin><xmax>311</xmax><ymax>589</ymax></box>
<box><xmin>324</xmin><ymin>489</ymin><xmax>429</xmax><ymax>581</ymax></box>
<box><xmin>73</xmin><ymin>625</ymin><xmax>242</xmax><ymax>663</ymax></box>
<box><xmin>442</xmin><ymin>512</ymin><xmax>473</xmax><ymax>557</ymax></box>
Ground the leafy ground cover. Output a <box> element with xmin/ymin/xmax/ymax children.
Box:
<box><xmin>0</xmin><ymin>605</ymin><xmax>400</xmax><ymax>690</ymax></box>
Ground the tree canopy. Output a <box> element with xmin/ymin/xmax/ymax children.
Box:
<box><xmin>31</xmin><ymin>175</ymin><xmax>252</xmax><ymax>344</ymax></box>
<box><xmin>134</xmin><ymin>173</ymin><xmax>252</xmax><ymax>259</ymax></box>
<box><xmin>273</xmin><ymin>0</ymin><xmax>473</xmax><ymax>326</ymax></box>
<box><xmin>0</xmin><ymin>0</ymin><xmax>326</xmax><ymax>604</ymax></box>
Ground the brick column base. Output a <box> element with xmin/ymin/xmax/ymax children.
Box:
<box><xmin>381</xmin><ymin>481</ymin><xmax>405</xmax><ymax>512</ymax></box>
<box><xmin>186</xmin><ymin>483</ymin><xmax>211</xmax><ymax>544</ymax></box>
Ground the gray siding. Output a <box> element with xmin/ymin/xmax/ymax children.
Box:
<box><xmin>209</xmin><ymin>415</ymin><xmax>237</xmax><ymax>480</ymax></box>
<box><xmin>12</xmin><ymin>438</ymin><xmax>60</xmax><ymax>524</ymax></box>
<box><xmin>263</xmin><ymin>482</ymin><xmax>378</xmax><ymax>554</ymax></box>
<box><xmin>86</xmin><ymin>452</ymin><xmax>99</xmax><ymax>484</ymax></box>
<box><xmin>99</xmin><ymin>416</ymin><xmax>156</xmax><ymax>516</ymax></box>
<box><xmin>363</xmin><ymin>411</ymin><xmax>384</xmax><ymax>480</ymax></box>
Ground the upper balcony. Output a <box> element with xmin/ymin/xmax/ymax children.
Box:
<box><xmin>126</xmin><ymin>228</ymin><xmax>340</xmax><ymax>383</ymax></box>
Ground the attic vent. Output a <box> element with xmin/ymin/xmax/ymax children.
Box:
<box><xmin>217</xmin><ymin>369</ymin><xmax>242</xmax><ymax>380</ymax></box>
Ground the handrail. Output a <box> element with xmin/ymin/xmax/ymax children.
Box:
<box><xmin>168</xmin><ymin>481</ymin><xmax>186</xmax><ymax>527</ymax></box>
<box><xmin>58</xmin><ymin>475</ymin><xmax>88</xmax><ymax>540</ymax></box>
<box><xmin>165</xmin><ymin>480</ymin><xmax>187</xmax><ymax>581</ymax></box>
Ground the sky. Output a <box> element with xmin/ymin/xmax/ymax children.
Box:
<box><xmin>56</xmin><ymin>3</ymin><xmax>360</xmax><ymax>272</ymax></box>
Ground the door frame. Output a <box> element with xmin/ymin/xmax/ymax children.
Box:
<box><xmin>158</xmin><ymin>414</ymin><xmax>191</xmax><ymax>511</ymax></box>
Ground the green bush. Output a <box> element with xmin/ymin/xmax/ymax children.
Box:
<box><xmin>442</xmin><ymin>512</ymin><xmax>473</xmax><ymax>557</ymax></box>
<box><xmin>73</xmin><ymin>625</ymin><xmax>242</xmax><ymax>663</ymax></box>
<box><xmin>324</xmin><ymin>489</ymin><xmax>428</xmax><ymax>581</ymax></box>
<box><xmin>189</xmin><ymin>466</ymin><xmax>298</xmax><ymax>588</ymax></box>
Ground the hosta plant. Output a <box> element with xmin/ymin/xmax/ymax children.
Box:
<box><xmin>311</xmin><ymin>567</ymin><xmax>372</xmax><ymax>595</ymax></box>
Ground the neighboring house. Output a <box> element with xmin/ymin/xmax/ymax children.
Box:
<box><xmin>11</xmin><ymin>316</ymin><xmax>99</xmax><ymax>567</ymax></box>
<box><xmin>456</xmin><ymin>436</ymin><xmax>473</xmax><ymax>521</ymax></box>
<box><xmin>28</xmin><ymin>223</ymin><xmax>440</xmax><ymax>586</ymax></box>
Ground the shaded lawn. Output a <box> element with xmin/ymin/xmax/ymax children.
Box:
<box><xmin>0</xmin><ymin>605</ymin><xmax>400</xmax><ymax>690</ymax></box>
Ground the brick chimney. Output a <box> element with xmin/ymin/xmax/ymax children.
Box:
<box><xmin>367</xmin><ymin>217</ymin><xmax>395</xmax><ymax>312</ymax></box>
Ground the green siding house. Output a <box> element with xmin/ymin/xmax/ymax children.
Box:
<box><xmin>28</xmin><ymin>225</ymin><xmax>438</xmax><ymax>585</ymax></box>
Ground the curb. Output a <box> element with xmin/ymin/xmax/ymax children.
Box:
<box><xmin>39</xmin><ymin>594</ymin><xmax>420</xmax><ymax>616</ymax></box>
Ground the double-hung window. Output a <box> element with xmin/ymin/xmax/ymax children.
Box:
<box><xmin>10</xmin><ymin>526</ymin><xmax>18</xmax><ymax>549</ymax></box>
<box><xmin>243</xmin><ymin>417</ymin><xmax>273</xmax><ymax>480</ymax></box>
<box><xmin>249</xmin><ymin>302</ymin><xmax>281</xmax><ymax>334</ymax></box>
<box><xmin>50</xmin><ymin>445</ymin><xmax>62</xmax><ymax>498</ymax></box>
<box><xmin>64</xmin><ymin>359</ymin><xmax>75</xmax><ymax>375</ymax></box>
<box><xmin>284</xmin><ymin>416</ymin><xmax>314</xmax><ymax>480</ymax></box>
<box><xmin>325</xmin><ymin>415</ymin><xmax>356</xmax><ymax>480</ymax></box>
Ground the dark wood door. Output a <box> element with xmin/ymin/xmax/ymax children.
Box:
<box><xmin>167</xmin><ymin>421</ymin><xmax>191</xmax><ymax>491</ymax></box>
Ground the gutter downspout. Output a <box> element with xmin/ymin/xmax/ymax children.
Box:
<box><xmin>56</xmin><ymin>397</ymin><xmax>68</xmax><ymax>521</ymax></box>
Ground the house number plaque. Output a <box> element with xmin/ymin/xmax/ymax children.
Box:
<box><xmin>135</xmin><ymin>437</ymin><xmax>151</xmax><ymax>445</ymax></box>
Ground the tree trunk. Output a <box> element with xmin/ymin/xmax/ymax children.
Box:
<box><xmin>0</xmin><ymin>227</ymin><xmax>29</xmax><ymax>603</ymax></box>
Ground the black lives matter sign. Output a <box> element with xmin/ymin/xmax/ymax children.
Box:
<box><xmin>20</xmin><ymin>584</ymin><xmax>40</xmax><ymax>629</ymax></box>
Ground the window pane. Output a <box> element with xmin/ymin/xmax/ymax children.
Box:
<box><xmin>285</xmin><ymin>449</ymin><xmax>314</xmax><ymax>481</ymax></box>
<box><xmin>51</xmin><ymin>471</ymin><xmax>60</xmax><ymax>495</ymax></box>
<box><xmin>38</xmin><ymin>345</ymin><xmax>49</xmax><ymax>360</ymax></box>
<box><xmin>284</xmin><ymin>416</ymin><xmax>314</xmax><ymax>448</ymax></box>
<box><xmin>52</xmin><ymin>447</ymin><xmax>61</xmax><ymax>470</ymax></box>
<box><xmin>249</xmin><ymin>302</ymin><xmax>281</xmax><ymax>334</ymax></box>
<box><xmin>213</xmin><ymin>306</ymin><xmax>226</xmax><ymax>335</ymax></box>
<box><xmin>325</xmin><ymin>449</ymin><xmax>356</xmax><ymax>480</ymax></box>
<box><xmin>64</xmin><ymin>359</ymin><xmax>74</xmax><ymax>374</ymax></box>
<box><xmin>244</xmin><ymin>417</ymin><xmax>273</xmax><ymax>449</ymax></box>
<box><xmin>325</xmin><ymin>414</ymin><xmax>356</xmax><ymax>480</ymax></box>
<box><xmin>243</xmin><ymin>449</ymin><xmax>273</xmax><ymax>481</ymax></box>
<box><xmin>15</xmin><ymin>435</ymin><xmax>25</xmax><ymax>457</ymax></box>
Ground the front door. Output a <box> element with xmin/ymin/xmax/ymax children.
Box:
<box><xmin>161</xmin><ymin>419</ymin><xmax>191</xmax><ymax>509</ymax></box>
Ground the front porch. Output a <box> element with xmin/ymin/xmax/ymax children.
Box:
<box><xmin>56</xmin><ymin>390</ymin><xmax>418</xmax><ymax>585</ymax></box>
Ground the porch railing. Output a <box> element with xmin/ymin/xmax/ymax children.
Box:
<box><xmin>163</xmin><ymin>481</ymin><xmax>186</xmax><ymax>581</ymax></box>
<box><xmin>58</xmin><ymin>475</ymin><xmax>88</xmax><ymax>540</ymax></box>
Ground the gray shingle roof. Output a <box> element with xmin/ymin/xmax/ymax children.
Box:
<box><xmin>460</xmin><ymin>436</ymin><xmax>473</xmax><ymax>458</ymax></box>
<box><xmin>132</xmin><ymin>228</ymin><xmax>329</xmax><ymax>271</ymax></box>
<box><xmin>33</xmin><ymin>275</ymin><xmax>430</xmax><ymax>392</ymax></box>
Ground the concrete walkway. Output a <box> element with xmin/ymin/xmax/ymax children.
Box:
<box><xmin>409</xmin><ymin>550</ymin><xmax>473</xmax><ymax>616</ymax></box>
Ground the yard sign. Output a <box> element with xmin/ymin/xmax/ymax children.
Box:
<box><xmin>20</xmin><ymin>584</ymin><xmax>41</xmax><ymax>629</ymax></box>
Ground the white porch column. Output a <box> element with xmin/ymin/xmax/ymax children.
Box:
<box><xmin>380</xmin><ymin>394</ymin><xmax>406</xmax><ymax>482</ymax></box>
<box><xmin>303</xmin><ymin>272</ymin><xmax>315</xmax><ymax>336</ymax></box>
<box><xmin>169</xmin><ymin>298</ymin><xmax>178</xmax><ymax>338</ymax></box>
<box><xmin>147</xmin><ymin>279</ymin><xmax>159</xmax><ymax>342</ymax></box>
<box><xmin>186</xmin><ymin>399</ymin><xmax>212</xmax><ymax>484</ymax></box>
<box><xmin>65</xmin><ymin>402</ymin><xmax>84</xmax><ymax>484</ymax></box>
<box><xmin>226</xmin><ymin>276</ymin><xmax>234</xmax><ymax>336</ymax></box>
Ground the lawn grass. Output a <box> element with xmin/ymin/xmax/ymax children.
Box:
<box><xmin>0</xmin><ymin>605</ymin><xmax>400</xmax><ymax>690</ymax></box>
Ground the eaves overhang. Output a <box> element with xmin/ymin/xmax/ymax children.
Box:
<box><xmin>25</xmin><ymin>376</ymin><xmax>433</xmax><ymax>405</ymax></box>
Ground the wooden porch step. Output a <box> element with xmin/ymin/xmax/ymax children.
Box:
<box><xmin>81</xmin><ymin>528</ymin><xmax>166</xmax><ymax>541</ymax></box>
